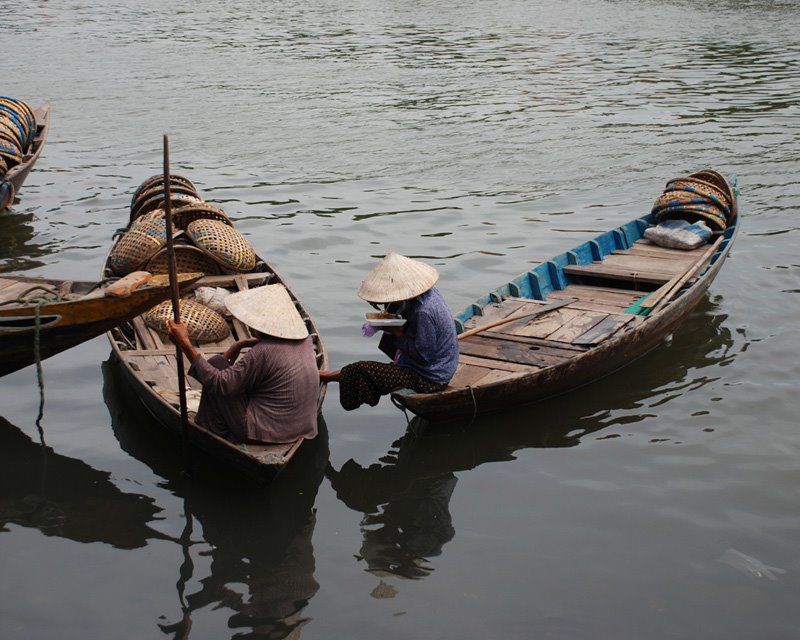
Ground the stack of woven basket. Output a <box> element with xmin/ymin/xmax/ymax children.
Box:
<box><xmin>651</xmin><ymin>170</ymin><xmax>734</xmax><ymax>232</ymax></box>
<box><xmin>110</xmin><ymin>174</ymin><xmax>258</xmax><ymax>278</ymax></box>
<box><xmin>110</xmin><ymin>174</ymin><xmax>261</xmax><ymax>343</ymax></box>
<box><xmin>0</xmin><ymin>96</ymin><xmax>36</xmax><ymax>182</ymax></box>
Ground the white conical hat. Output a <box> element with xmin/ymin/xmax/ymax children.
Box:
<box><xmin>224</xmin><ymin>284</ymin><xmax>309</xmax><ymax>340</ymax></box>
<box><xmin>357</xmin><ymin>252</ymin><xmax>439</xmax><ymax>303</ymax></box>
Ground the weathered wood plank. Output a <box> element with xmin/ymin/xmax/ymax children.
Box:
<box><xmin>462</xmin><ymin>299</ymin><xmax>528</xmax><ymax>328</ymax></box>
<box><xmin>132</xmin><ymin>316</ymin><xmax>160</xmax><ymax>350</ymax></box>
<box><xmin>458</xmin><ymin>335</ymin><xmax>569</xmax><ymax>368</ymax></box>
<box><xmin>548</xmin><ymin>287</ymin><xmax>642</xmax><ymax>306</ymax></box>
<box><xmin>574</xmin><ymin>313</ymin><xmax>635</xmax><ymax>345</ymax></box>
<box><xmin>449</xmin><ymin>363</ymin><xmax>495</xmax><ymax>388</ymax></box>
<box><xmin>601</xmin><ymin>253</ymin><xmax>686</xmax><ymax>275</ymax></box>
<box><xmin>474</xmin><ymin>331</ymin><xmax>589</xmax><ymax>354</ymax></box>
<box><xmin>457</xmin><ymin>353</ymin><xmax>540</xmax><ymax>373</ymax></box>
<box><xmin>512</xmin><ymin>308</ymin><xmax>577</xmax><ymax>339</ymax></box>
<box><xmin>563</xmin><ymin>262</ymin><xmax>672</xmax><ymax>285</ymax></box>
<box><xmin>546</xmin><ymin>312</ymin><xmax>607</xmax><ymax>343</ymax></box>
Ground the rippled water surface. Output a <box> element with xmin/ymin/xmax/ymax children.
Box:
<box><xmin>2</xmin><ymin>1</ymin><xmax>800</xmax><ymax>638</ymax></box>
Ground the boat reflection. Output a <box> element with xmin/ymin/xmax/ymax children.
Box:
<box><xmin>328</xmin><ymin>297</ymin><xmax>736</xmax><ymax>580</ymax></box>
<box><xmin>0</xmin><ymin>416</ymin><xmax>162</xmax><ymax>549</ymax></box>
<box><xmin>0</xmin><ymin>209</ymin><xmax>54</xmax><ymax>273</ymax></box>
<box><xmin>102</xmin><ymin>357</ymin><xmax>329</xmax><ymax>640</ymax></box>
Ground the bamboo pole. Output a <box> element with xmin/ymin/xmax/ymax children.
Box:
<box><xmin>163</xmin><ymin>134</ymin><xmax>192</xmax><ymax>476</ymax></box>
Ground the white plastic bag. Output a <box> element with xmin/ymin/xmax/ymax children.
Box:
<box><xmin>193</xmin><ymin>286</ymin><xmax>231</xmax><ymax>313</ymax></box>
<box><xmin>644</xmin><ymin>219</ymin><xmax>712</xmax><ymax>250</ymax></box>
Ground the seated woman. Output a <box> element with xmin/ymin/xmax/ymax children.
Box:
<box><xmin>320</xmin><ymin>253</ymin><xmax>459</xmax><ymax>411</ymax></box>
<box><xmin>168</xmin><ymin>284</ymin><xmax>320</xmax><ymax>444</ymax></box>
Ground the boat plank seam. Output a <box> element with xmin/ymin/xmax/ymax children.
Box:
<box><xmin>457</xmin><ymin>353</ymin><xmax>540</xmax><ymax>373</ymax></box>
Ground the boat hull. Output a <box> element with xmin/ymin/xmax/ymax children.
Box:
<box><xmin>393</xmin><ymin>173</ymin><xmax>739</xmax><ymax>423</ymax></box>
<box><xmin>1</xmin><ymin>102</ymin><xmax>50</xmax><ymax>210</ymax></box>
<box><xmin>0</xmin><ymin>275</ymin><xmax>198</xmax><ymax>377</ymax></box>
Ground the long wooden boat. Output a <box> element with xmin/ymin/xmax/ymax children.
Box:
<box><xmin>103</xmin><ymin>191</ymin><xmax>329</xmax><ymax>483</ymax></box>
<box><xmin>1</xmin><ymin>101</ymin><xmax>50</xmax><ymax>210</ymax></box>
<box><xmin>0</xmin><ymin>271</ymin><xmax>199</xmax><ymax>377</ymax></box>
<box><xmin>392</xmin><ymin>170</ymin><xmax>739</xmax><ymax>423</ymax></box>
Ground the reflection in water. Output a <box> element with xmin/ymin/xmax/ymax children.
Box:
<box><xmin>102</xmin><ymin>358</ymin><xmax>329</xmax><ymax>640</ymax></box>
<box><xmin>0</xmin><ymin>416</ymin><xmax>162</xmax><ymax>549</ymax></box>
<box><xmin>329</xmin><ymin>298</ymin><xmax>736</xmax><ymax>581</ymax></box>
<box><xmin>0</xmin><ymin>210</ymin><xmax>56</xmax><ymax>273</ymax></box>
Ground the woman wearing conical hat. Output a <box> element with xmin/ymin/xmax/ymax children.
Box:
<box><xmin>168</xmin><ymin>284</ymin><xmax>320</xmax><ymax>444</ymax></box>
<box><xmin>319</xmin><ymin>253</ymin><xmax>459</xmax><ymax>410</ymax></box>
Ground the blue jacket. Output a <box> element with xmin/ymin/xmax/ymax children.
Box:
<box><xmin>395</xmin><ymin>287</ymin><xmax>459</xmax><ymax>384</ymax></box>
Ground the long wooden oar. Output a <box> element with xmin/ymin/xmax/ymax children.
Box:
<box><xmin>163</xmin><ymin>134</ymin><xmax>192</xmax><ymax>476</ymax></box>
<box><xmin>458</xmin><ymin>296</ymin><xmax>575</xmax><ymax>340</ymax></box>
<box><xmin>640</xmin><ymin>234</ymin><xmax>724</xmax><ymax>313</ymax></box>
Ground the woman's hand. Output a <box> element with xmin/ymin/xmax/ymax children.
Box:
<box><xmin>168</xmin><ymin>321</ymin><xmax>200</xmax><ymax>362</ymax></box>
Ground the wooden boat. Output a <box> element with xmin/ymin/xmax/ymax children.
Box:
<box><xmin>1</xmin><ymin>101</ymin><xmax>50</xmax><ymax>210</ymax></box>
<box><xmin>0</xmin><ymin>271</ymin><xmax>200</xmax><ymax>377</ymax></box>
<box><xmin>392</xmin><ymin>171</ymin><xmax>739</xmax><ymax>423</ymax></box>
<box><xmin>103</xmin><ymin>193</ymin><xmax>329</xmax><ymax>483</ymax></box>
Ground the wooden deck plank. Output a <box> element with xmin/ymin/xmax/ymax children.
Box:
<box><xmin>476</xmin><ymin>332</ymin><xmax>589</xmax><ymax>354</ymax></box>
<box><xmin>574</xmin><ymin>313</ymin><xmax>636</xmax><ymax>345</ymax></box>
<box><xmin>563</xmin><ymin>262</ymin><xmax>673</xmax><ymax>285</ymax></box>
<box><xmin>601</xmin><ymin>253</ymin><xmax>687</xmax><ymax>275</ymax></box>
<box><xmin>449</xmin><ymin>363</ymin><xmax>495</xmax><ymax>388</ymax></box>
<box><xmin>132</xmin><ymin>316</ymin><xmax>160</xmax><ymax>350</ymax></box>
<box><xmin>458</xmin><ymin>335</ymin><xmax>570</xmax><ymax>368</ymax></box>
<box><xmin>545</xmin><ymin>312</ymin><xmax>607</xmax><ymax>343</ymax></box>
<box><xmin>511</xmin><ymin>308</ymin><xmax>577</xmax><ymax>339</ymax></box>
<box><xmin>462</xmin><ymin>299</ymin><xmax>528</xmax><ymax>328</ymax></box>
<box><xmin>548</xmin><ymin>286</ymin><xmax>642</xmax><ymax>305</ymax></box>
<box><xmin>457</xmin><ymin>353</ymin><xmax>540</xmax><ymax>373</ymax></box>
<box><xmin>548</xmin><ymin>296</ymin><xmax>634</xmax><ymax>315</ymax></box>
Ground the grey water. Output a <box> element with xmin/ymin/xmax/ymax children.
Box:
<box><xmin>2</xmin><ymin>0</ymin><xmax>800</xmax><ymax>638</ymax></box>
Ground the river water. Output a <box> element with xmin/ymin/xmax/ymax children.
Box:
<box><xmin>2</xmin><ymin>1</ymin><xmax>800</xmax><ymax>638</ymax></box>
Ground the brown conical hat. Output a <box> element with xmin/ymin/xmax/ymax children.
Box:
<box><xmin>224</xmin><ymin>284</ymin><xmax>308</xmax><ymax>340</ymax></box>
<box><xmin>357</xmin><ymin>252</ymin><xmax>439</xmax><ymax>303</ymax></box>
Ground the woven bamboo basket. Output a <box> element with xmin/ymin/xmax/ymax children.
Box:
<box><xmin>654</xmin><ymin>202</ymin><xmax>728</xmax><ymax>231</ymax></box>
<box><xmin>664</xmin><ymin>177</ymin><xmax>731</xmax><ymax>212</ymax></box>
<box><xmin>0</xmin><ymin>155</ymin><xmax>8</xmax><ymax>178</ymax></box>
<box><xmin>0</xmin><ymin>137</ymin><xmax>22</xmax><ymax>167</ymax></box>
<box><xmin>170</xmin><ymin>202</ymin><xmax>233</xmax><ymax>229</ymax></box>
<box><xmin>0</xmin><ymin>101</ymin><xmax>32</xmax><ymax>147</ymax></box>
<box><xmin>689</xmin><ymin>170</ymin><xmax>731</xmax><ymax>197</ymax></box>
<box><xmin>185</xmin><ymin>218</ymin><xmax>257</xmax><ymax>273</ymax></box>
<box><xmin>131</xmin><ymin>192</ymin><xmax>204</xmax><ymax>222</ymax></box>
<box><xmin>0</xmin><ymin>122</ymin><xmax>26</xmax><ymax>151</ymax></box>
<box><xmin>652</xmin><ymin>189</ymin><xmax>717</xmax><ymax>214</ymax></box>
<box><xmin>108</xmin><ymin>216</ymin><xmax>168</xmax><ymax>276</ymax></box>
<box><xmin>130</xmin><ymin>183</ymin><xmax>199</xmax><ymax>218</ymax></box>
<box><xmin>144</xmin><ymin>298</ymin><xmax>230</xmax><ymax>344</ymax></box>
<box><xmin>145</xmin><ymin>242</ymin><xmax>223</xmax><ymax>276</ymax></box>
<box><xmin>131</xmin><ymin>174</ymin><xmax>197</xmax><ymax>206</ymax></box>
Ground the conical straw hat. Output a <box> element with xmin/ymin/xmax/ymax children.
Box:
<box><xmin>224</xmin><ymin>284</ymin><xmax>309</xmax><ymax>340</ymax></box>
<box><xmin>357</xmin><ymin>253</ymin><xmax>439</xmax><ymax>303</ymax></box>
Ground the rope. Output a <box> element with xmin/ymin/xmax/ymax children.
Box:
<box><xmin>390</xmin><ymin>393</ymin><xmax>412</xmax><ymax>427</ymax></box>
<box><xmin>467</xmin><ymin>385</ymin><xmax>478</xmax><ymax>429</ymax></box>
